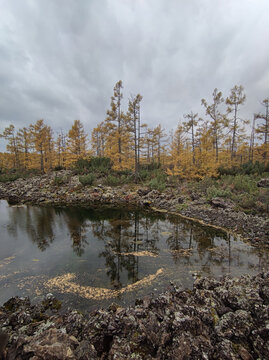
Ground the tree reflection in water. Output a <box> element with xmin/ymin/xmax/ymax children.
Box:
<box><xmin>4</xmin><ymin>203</ymin><xmax>268</xmax><ymax>289</ymax></box>
<box><xmin>7</xmin><ymin>205</ymin><xmax>55</xmax><ymax>251</ymax></box>
<box><xmin>98</xmin><ymin>212</ymin><xmax>160</xmax><ymax>289</ymax></box>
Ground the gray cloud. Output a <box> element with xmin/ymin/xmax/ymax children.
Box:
<box><xmin>0</xmin><ymin>0</ymin><xmax>269</xmax><ymax>148</ymax></box>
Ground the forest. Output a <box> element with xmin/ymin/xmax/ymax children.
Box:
<box><xmin>0</xmin><ymin>81</ymin><xmax>268</xmax><ymax>181</ymax></box>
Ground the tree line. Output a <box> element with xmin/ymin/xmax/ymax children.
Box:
<box><xmin>0</xmin><ymin>81</ymin><xmax>268</xmax><ymax>178</ymax></box>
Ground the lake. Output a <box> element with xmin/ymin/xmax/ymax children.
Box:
<box><xmin>0</xmin><ymin>200</ymin><xmax>268</xmax><ymax>312</ymax></box>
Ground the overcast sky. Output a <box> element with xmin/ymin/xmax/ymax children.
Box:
<box><xmin>1</xmin><ymin>0</ymin><xmax>269</xmax><ymax>142</ymax></box>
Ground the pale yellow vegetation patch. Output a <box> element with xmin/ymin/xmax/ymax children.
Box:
<box><xmin>46</xmin><ymin>268</ymin><xmax>164</xmax><ymax>300</ymax></box>
<box><xmin>0</xmin><ymin>270</ymin><xmax>20</xmax><ymax>281</ymax></box>
<box><xmin>171</xmin><ymin>248</ymin><xmax>193</xmax><ymax>256</ymax></box>
<box><xmin>114</xmin><ymin>251</ymin><xmax>158</xmax><ymax>257</ymax></box>
<box><xmin>0</xmin><ymin>256</ymin><xmax>15</xmax><ymax>268</ymax></box>
<box><xmin>17</xmin><ymin>275</ymin><xmax>46</xmax><ymax>290</ymax></box>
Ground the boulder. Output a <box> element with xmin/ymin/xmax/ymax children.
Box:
<box><xmin>257</xmin><ymin>178</ymin><xmax>269</xmax><ymax>188</ymax></box>
<box><xmin>211</xmin><ymin>197</ymin><xmax>234</xmax><ymax>209</ymax></box>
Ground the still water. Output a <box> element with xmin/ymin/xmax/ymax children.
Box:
<box><xmin>0</xmin><ymin>200</ymin><xmax>268</xmax><ymax>311</ymax></box>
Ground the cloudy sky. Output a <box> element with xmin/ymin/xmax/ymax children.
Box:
<box><xmin>1</xmin><ymin>0</ymin><xmax>269</xmax><ymax>142</ymax></box>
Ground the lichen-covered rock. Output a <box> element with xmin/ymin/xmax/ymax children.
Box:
<box><xmin>0</xmin><ymin>272</ymin><xmax>268</xmax><ymax>359</ymax></box>
<box><xmin>211</xmin><ymin>197</ymin><xmax>234</xmax><ymax>209</ymax></box>
<box><xmin>23</xmin><ymin>328</ymin><xmax>79</xmax><ymax>359</ymax></box>
<box><xmin>257</xmin><ymin>178</ymin><xmax>269</xmax><ymax>188</ymax></box>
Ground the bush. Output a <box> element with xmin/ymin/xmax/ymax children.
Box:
<box><xmin>73</xmin><ymin>157</ymin><xmax>112</xmax><ymax>175</ymax></box>
<box><xmin>115</xmin><ymin>169</ymin><xmax>132</xmax><ymax>176</ymax></box>
<box><xmin>140</xmin><ymin>162</ymin><xmax>161</xmax><ymax>171</ymax></box>
<box><xmin>53</xmin><ymin>165</ymin><xmax>65</xmax><ymax>171</ymax></box>
<box><xmin>237</xmin><ymin>193</ymin><xmax>257</xmax><ymax>211</ymax></box>
<box><xmin>79</xmin><ymin>173</ymin><xmax>95</xmax><ymax>186</ymax></box>
<box><xmin>218</xmin><ymin>161</ymin><xmax>268</xmax><ymax>176</ymax></box>
<box><xmin>104</xmin><ymin>175</ymin><xmax>121</xmax><ymax>186</ymax></box>
<box><xmin>149</xmin><ymin>177</ymin><xmax>166</xmax><ymax>191</ymax></box>
<box><xmin>190</xmin><ymin>176</ymin><xmax>215</xmax><ymax>194</ymax></box>
<box><xmin>121</xmin><ymin>175</ymin><xmax>133</xmax><ymax>184</ymax></box>
<box><xmin>0</xmin><ymin>168</ymin><xmax>42</xmax><ymax>182</ymax></box>
<box><xmin>139</xmin><ymin>169</ymin><xmax>151</xmax><ymax>181</ymax></box>
<box><xmin>0</xmin><ymin>173</ymin><xmax>21</xmax><ymax>183</ymax></box>
<box><xmin>206</xmin><ymin>186</ymin><xmax>231</xmax><ymax>200</ymax></box>
<box><xmin>220</xmin><ymin>175</ymin><xmax>258</xmax><ymax>195</ymax></box>
<box><xmin>53</xmin><ymin>175</ymin><xmax>69</xmax><ymax>186</ymax></box>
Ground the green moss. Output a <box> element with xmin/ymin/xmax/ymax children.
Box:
<box><xmin>176</xmin><ymin>203</ymin><xmax>188</xmax><ymax>212</ymax></box>
<box><xmin>231</xmin><ymin>342</ymin><xmax>241</xmax><ymax>354</ymax></box>
<box><xmin>211</xmin><ymin>308</ymin><xmax>219</xmax><ymax>326</ymax></box>
<box><xmin>42</xmin><ymin>298</ymin><xmax>62</xmax><ymax>311</ymax></box>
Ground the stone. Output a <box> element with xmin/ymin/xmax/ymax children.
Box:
<box><xmin>0</xmin><ymin>272</ymin><xmax>269</xmax><ymax>359</ymax></box>
<box><xmin>211</xmin><ymin>197</ymin><xmax>234</xmax><ymax>209</ymax></box>
<box><xmin>257</xmin><ymin>178</ymin><xmax>269</xmax><ymax>188</ymax></box>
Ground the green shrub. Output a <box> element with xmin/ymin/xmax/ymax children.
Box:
<box><xmin>190</xmin><ymin>176</ymin><xmax>215</xmax><ymax>194</ymax></box>
<box><xmin>218</xmin><ymin>161</ymin><xmax>268</xmax><ymax>176</ymax></box>
<box><xmin>237</xmin><ymin>193</ymin><xmax>257</xmax><ymax>211</ymax></box>
<box><xmin>53</xmin><ymin>175</ymin><xmax>69</xmax><ymax>186</ymax></box>
<box><xmin>73</xmin><ymin>157</ymin><xmax>112</xmax><ymax>175</ymax></box>
<box><xmin>121</xmin><ymin>175</ymin><xmax>133</xmax><ymax>184</ymax></box>
<box><xmin>104</xmin><ymin>175</ymin><xmax>121</xmax><ymax>186</ymax></box>
<box><xmin>0</xmin><ymin>168</ymin><xmax>42</xmax><ymax>182</ymax></box>
<box><xmin>53</xmin><ymin>165</ymin><xmax>65</xmax><ymax>171</ymax></box>
<box><xmin>206</xmin><ymin>185</ymin><xmax>231</xmax><ymax>200</ymax></box>
<box><xmin>79</xmin><ymin>173</ymin><xmax>95</xmax><ymax>186</ymax></box>
<box><xmin>140</xmin><ymin>162</ymin><xmax>161</xmax><ymax>171</ymax></box>
<box><xmin>139</xmin><ymin>169</ymin><xmax>151</xmax><ymax>181</ymax></box>
<box><xmin>257</xmin><ymin>189</ymin><xmax>269</xmax><ymax>212</ymax></box>
<box><xmin>230</xmin><ymin>175</ymin><xmax>258</xmax><ymax>194</ymax></box>
<box><xmin>0</xmin><ymin>173</ymin><xmax>21</xmax><ymax>182</ymax></box>
<box><xmin>149</xmin><ymin>177</ymin><xmax>166</xmax><ymax>191</ymax></box>
<box><xmin>115</xmin><ymin>169</ymin><xmax>132</xmax><ymax>176</ymax></box>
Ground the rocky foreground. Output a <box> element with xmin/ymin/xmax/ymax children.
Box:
<box><xmin>0</xmin><ymin>272</ymin><xmax>268</xmax><ymax>359</ymax></box>
<box><xmin>0</xmin><ymin>171</ymin><xmax>268</xmax><ymax>248</ymax></box>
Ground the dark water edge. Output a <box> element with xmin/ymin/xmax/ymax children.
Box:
<box><xmin>0</xmin><ymin>200</ymin><xmax>268</xmax><ymax>312</ymax></box>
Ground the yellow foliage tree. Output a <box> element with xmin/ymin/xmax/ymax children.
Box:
<box><xmin>67</xmin><ymin>120</ymin><xmax>88</xmax><ymax>165</ymax></box>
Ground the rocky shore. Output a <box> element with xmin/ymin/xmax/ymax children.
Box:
<box><xmin>0</xmin><ymin>272</ymin><xmax>268</xmax><ymax>359</ymax></box>
<box><xmin>0</xmin><ymin>171</ymin><xmax>268</xmax><ymax>249</ymax></box>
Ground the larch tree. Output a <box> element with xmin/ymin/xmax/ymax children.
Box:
<box><xmin>201</xmin><ymin>88</ymin><xmax>226</xmax><ymax>162</ymax></box>
<box><xmin>91</xmin><ymin>122</ymin><xmax>106</xmax><ymax>157</ymax></box>
<box><xmin>17</xmin><ymin>126</ymin><xmax>33</xmax><ymax>169</ymax></box>
<box><xmin>249</xmin><ymin>114</ymin><xmax>257</xmax><ymax>162</ymax></box>
<box><xmin>255</xmin><ymin>98</ymin><xmax>269</xmax><ymax>158</ymax></box>
<box><xmin>167</xmin><ymin>122</ymin><xmax>185</xmax><ymax>176</ymax></box>
<box><xmin>144</xmin><ymin>126</ymin><xmax>154</xmax><ymax>164</ymax></box>
<box><xmin>126</xmin><ymin>94</ymin><xmax>143</xmax><ymax>179</ymax></box>
<box><xmin>1</xmin><ymin>125</ymin><xmax>20</xmax><ymax>168</ymax></box>
<box><xmin>183</xmin><ymin>112</ymin><xmax>199</xmax><ymax>165</ymax></box>
<box><xmin>30</xmin><ymin>120</ymin><xmax>53</xmax><ymax>172</ymax></box>
<box><xmin>195</xmin><ymin>119</ymin><xmax>218</xmax><ymax>178</ymax></box>
<box><xmin>153</xmin><ymin>125</ymin><xmax>167</xmax><ymax>165</ymax></box>
<box><xmin>226</xmin><ymin>85</ymin><xmax>247</xmax><ymax>159</ymax></box>
<box><xmin>105</xmin><ymin>81</ymin><xmax>130</xmax><ymax>169</ymax></box>
<box><xmin>67</xmin><ymin>120</ymin><xmax>88</xmax><ymax>163</ymax></box>
<box><xmin>44</xmin><ymin>125</ymin><xmax>54</xmax><ymax>171</ymax></box>
<box><xmin>55</xmin><ymin>131</ymin><xmax>67</xmax><ymax>168</ymax></box>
